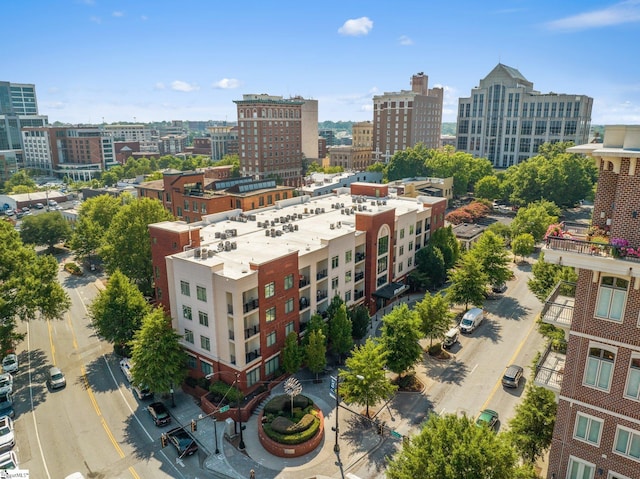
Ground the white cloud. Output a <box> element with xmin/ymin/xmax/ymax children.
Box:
<box><xmin>112</xmin><ymin>11</ymin><xmax>124</xmax><ymax>17</ymax></box>
<box><xmin>155</xmin><ymin>82</ymin><xmax>166</xmax><ymax>90</ymax></box>
<box><xmin>90</xmin><ymin>16</ymin><xmax>101</xmax><ymax>24</ymax></box>
<box><xmin>213</xmin><ymin>78</ymin><xmax>240</xmax><ymax>89</ymax></box>
<box><xmin>546</xmin><ymin>0</ymin><xmax>640</xmax><ymax>31</ymax></box>
<box><xmin>398</xmin><ymin>35</ymin><xmax>413</xmax><ymax>46</ymax></box>
<box><xmin>171</xmin><ymin>81</ymin><xmax>200</xmax><ymax>92</ymax></box>
<box><xmin>338</xmin><ymin>17</ymin><xmax>373</xmax><ymax>36</ymax></box>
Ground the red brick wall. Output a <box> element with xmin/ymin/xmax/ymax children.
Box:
<box><xmin>350</xmin><ymin>182</ymin><xmax>389</xmax><ymax>198</ymax></box>
<box><xmin>609</xmin><ymin>158</ymin><xmax>640</xmax><ymax>246</ymax></box>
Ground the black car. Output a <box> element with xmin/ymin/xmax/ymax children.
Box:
<box><xmin>147</xmin><ymin>401</ymin><xmax>171</xmax><ymax>426</ymax></box>
<box><xmin>167</xmin><ymin>427</ymin><xmax>198</xmax><ymax>457</ymax></box>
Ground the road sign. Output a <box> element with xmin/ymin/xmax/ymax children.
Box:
<box><xmin>219</xmin><ymin>405</ymin><xmax>230</xmax><ymax>413</ymax></box>
<box><xmin>391</xmin><ymin>430</ymin><xmax>402</xmax><ymax>439</ymax></box>
<box><xmin>329</xmin><ymin>376</ymin><xmax>337</xmax><ymax>399</ymax></box>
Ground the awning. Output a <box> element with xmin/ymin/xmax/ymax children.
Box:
<box><xmin>373</xmin><ymin>282</ymin><xmax>408</xmax><ymax>299</ymax></box>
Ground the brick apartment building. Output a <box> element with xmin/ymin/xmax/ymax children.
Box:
<box><xmin>148</xmin><ymin>183</ymin><xmax>446</xmax><ymax>393</ymax></box>
<box><xmin>537</xmin><ymin>125</ymin><xmax>640</xmax><ymax>479</ymax></box>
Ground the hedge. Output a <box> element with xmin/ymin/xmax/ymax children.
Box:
<box><xmin>263</xmin><ymin>394</ymin><xmax>311</xmax><ymax>414</ymax></box>
<box><xmin>263</xmin><ymin>413</ymin><xmax>320</xmax><ymax>445</ymax></box>
<box><xmin>209</xmin><ymin>380</ymin><xmax>244</xmax><ymax>404</ymax></box>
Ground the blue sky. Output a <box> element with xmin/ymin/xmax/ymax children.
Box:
<box><xmin>6</xmin><ymin>0</ymin><xmax>640</xmax><ymax>125</ymax></box>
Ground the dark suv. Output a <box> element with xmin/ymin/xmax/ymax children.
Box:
<box><xmin>502</xmin><ymin>364</ymin><xmax>524</xmax><ymax>388</ymax></box>
<box><xmin>167</xmin><ymin>427</ymin><xmax>198</xmax><ymax>457</ymax></box>
<box><xmin>147</xmin><ymin>402</ymin><xmax>171</xmax><ymax>427</ymax></box>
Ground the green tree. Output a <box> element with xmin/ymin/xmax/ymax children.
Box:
<box><xmin>474</xmin><ymin>175</ymin><xmax>501</xmax><ymax>200</ymax></box>
<box><xmin>282</xmin><ymin>331</ymin><xmax>302</xmax><ymax>374</ymax></box>
<box><xmin>415</xmin><ymin>294</ymin><xmax>453</xmax><ymax>347</ymax></box>
<box><xmin>381</xmin><ymin>304</ymin><xmax>423</xmax><ymax>377</ymax></box>
<box><xmin>5</xmin><ymin>170</ymin><xmax>36</xmax><ymax>193</ymax></box>
<box><xmin>429</xmin><ymin>225</ymin><xmax>460</xmax><ymax>270</ymax></box>
<box><xmin>305</xmin><ymin>329</ymin><xmax>327</xmax><ymax>382</ymax></box>
<box><xmin>508</xmin><ymin>385</ymin><xmax>557</xmax><ymax>463</ymax></box>
<box><xmin>88</xmin><ymin>269</ymin><xmax>150</xmax><ymax>354</ymax></box>
<box><xmin>424</xmin><ymin>147</ymin><xmax>494</xmax><ymax>196</ymax></box>
<box><xmin>340</xmin><ymin>338</ymin><xmax>397</xmax><ymax>417</ymax></box>
<box><xmin>0</xmin><ymin>222</ymin><xmax>71</xmax><ymax>353</ymax></box>
<box><xmin>19</xmin><ymin>211</ymin><xmax>72</xmax><ymax>252</ymax></box>
<box><xmin>386</xmin><ymin>144</ymin><xmax>430</xmax><ymax>181</ymax></box>
<box><xmin>413</xmin><ymin>244</ymin><xmax>447</xmax><ymax>290</ymax></box>
<box><xmin>129</xmin><ymin>308</ymin><xmax>188</xmax><ymax>396</ymax></box>
<box><xmin>100</xmin><ymin>197</ymin><xmax>174</xmax><ymax>295</ymax></box>
<box><xmin>387</xmin><ymin>413</ymin><xmax>519</xmax><ymax>479</ymax></box>
<box><xmin>469</xmin><ymin>231</ymin><xmax>511</xmax><ymax>288</ymax></box>
<box><xmin>511</xmin><ymin>233</ymin><xmax>535</xmax><ymax>262</ymax></box>
<box><xmin>326</xmin><ymin>295</ymin><xmax>344</xmax><ymax>323</ymax></box>
<box><xmin>510</xmin><ymin>201</ymin><xmax>559</xmax><ymax>242</ymax></box>
<box><xmin>349</xmin><ymin>304</ymin><xmax>370</xmax><ymax>340</ymax></box>
<box><xmin>446</xmin><ymin>255</ymin><xmax>488</xmax><ymax>310</ymax></box>
<box><xmin>303</xmin><ymin>313</ymin><xmax>328</xmax><ymax>346</ymax></box>
<box><xmin>486</xmin><ymin>222</ymin><xmax>512</xmax><ymax>242</ymax></box>
<box><xmin>101</xmin><ymin>170</ymin><xmax>119</xmax><ymax>187</ymax></box>
<box><xmin>329</xmin><ymin>304</ymin><xmax>353</xmax><ymax>362</ymax></box>
<box><xmin>70</xmin><ymin>194</ymin><xmax>123</xmax><ymax>262</ymax></box>
<box><xmin>528</xmin><ymin>252</ymin><xmax>577</xmax><ymax>301</ymax></box>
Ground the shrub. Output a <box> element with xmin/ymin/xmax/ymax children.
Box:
<box><xmin>64</xmin><ymin>262</ymin><xmax>82</xmax><ymax>275</ymax></box>
<box><xmin>428</xmin><ymin>343</ymin><xmax>443</xmax><ymax>356</ymax></box>
<box><xmin>263</xmin><ymin>414</ymin><xmax>321</xmax><ymax>445</ymax></box>
<box><xmin>263</xmin><ymin>394</ymin><xmax>311</xmax><ymax>414</ymax></box>
<box><xmin>184</xmin><ymin>376</ymin><xmax>198</xmax><ymax>388</ymax></box>
<box><xmin>209</xmin><ymin>380</ymin><xmax>244</xmax><ymax>404</ymax></box>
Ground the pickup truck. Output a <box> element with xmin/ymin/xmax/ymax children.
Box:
<box><xmin>166</xmin><ymin>427</ymin><xmax>198</xmax><ymax>457</ymax></box>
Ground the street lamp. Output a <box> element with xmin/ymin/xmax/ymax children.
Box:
<box><xmin>205</xmin><ymin>371</ymin><xmax>245</xmax><ymax>451</ymax></box>
<box><xmin>332</xmin><ymin>373</ymin><xmax>341</xmax><ymax>453</ymax></box>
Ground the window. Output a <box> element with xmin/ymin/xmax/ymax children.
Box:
<box><xmin>332</xmin><ymin>255</ymin><xmax>339</xmax><ymax>269</ymax></box>
<box><xmin>186</xmin><ymin>354</ymin><xmax>197</xmax><ymax>369</ymax></box>
<box><xmin>180</xmin><ymin>280</ymin><xmax>190</xmax><ymax>296</ymax></box>
<box><xmin>596</xmin><ymin>276</ymin><xmax>627</xmax><ymax>321</ymax></box>
<box><xmin>378</xmin><ymin>235</ymin><xmax>389</xmax><ymax>256</ymax></box>
<box><xmin>573</xmin><ymin>413</ymin><xmax>602</xmax><ymax>446</ymax></box>
<box><xmin>345</xmin><ymin>290</ymin><xmax>351</xmax><ymax>302</ymax></box>
<box><xmin>345</xmin><ymin>270</ymin><xmax>352</xmax><ymax>283</ymax></box>
<box><xmin>198</xmin><ymin>311</ymin><xmax>208</xmax><ymax>327</ymax></box>
<box><xmin>266</xmin><ymin>306</ymin><xmax>276</xmax><ymax>322</ymax></box>
<box><xmin>331</xmin><ymin>277</ymin><xmax>339</xmax><ymax>290</ymax></box>
<box><xmin>265</xmin><ymin>356</ymin><xmax>279</xmax><ymax>376</ymax></box>
<box><xmin>409</xmin><ymin>241</ymin><xmax>413</xmax><ymax>251</ymax></box>
<box><xmin>378</xmin><ymin>257</ymin><xmax>388</xmax><ymax>274</ymax></box>
<box><xmin>625</xmin><ymin>356</ymin><xmax>640</xmax><ymax>400</ymax></box>
<box><xmin>614</xmin><ymin>426</ymin><xmax>640</xmax><ymax>461</ymax></box>
<box><xmin>567</xmin><ymin>456</ymin><xmax>594</xmax><ymax>479</ymax></box>
<box><xmin>182</xmin><ymin>305</ymin><xmax>192</xmax><ymax>320</ymax></box>
<box><xmin>584</xmin><ymin>346</ymin><xmax>615</xmax><ymax>391</ymax></box>
<box><xmin>399</xmin><ymin>228</ymin><xmax>405</xmax><ymax>239</ymax></box>
<box><xmin>246</xmin><ymin>367</ymin><xmax>260</xmax><ymax>387</ymax></box>
<box><xmin>399</xmin><ymin>245</ymin><xmax>404</xmax><ymax>256</ymax></box>
<box><xmin>285</xmin><ymin>321</ymin><xmax>295</xmax><ymax>335</ymax></box>
<box><xmin>345</xmin><ymin>250</ymin><xmax>352</xmax><ymax>263</ymax></box>
<box><xmin>184</xmin><ymin>329</ymin><xmax>194</xmax><ymax>344</ymax></box>
<box><xmin>200</xmin><ymin>335</ymin><xmax>210</xmax><ymax>351</ymax></box>
<box><xmin>267</xmin><ymin>331</ymin><xmax>277</xmax><ymax>347</ymax></box>
<box><xmin>285</xmin><ymin>298</ymin><xmax>294</xmax><ymax>314</ymax></box>
<box><xmin>409</xmin><ymin>225</ymin><xmax>414</xmax><ymax>235</ymax></box>
<box><xmin>284</xmin><ymin>274</ymin><xmax>294</xmax><ymax>290</ymax></box>
<box><xmin>264</xmin><ymin>281</ymin><xmax>275</xmax><ymax>298</ymax></box>
<box><xmin>196</xmin><ymin>286</ymin><xmax>207</xmax><ymax>302</ymax></box>
<box><xmin>200</xmin><ymin>361</ymin><xmax>212</xmax><ymax>376</ymax></box>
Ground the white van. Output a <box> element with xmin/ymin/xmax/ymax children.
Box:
<box><xmin>459</xmin><ymin>308</ymin><xmax>484</xmax><ymax>333</ymax></box>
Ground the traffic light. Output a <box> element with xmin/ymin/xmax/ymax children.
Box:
<box><xmin>160</xmin><ymin>433</ymin><xmax>168</xmax><ymax>448</ymax></box>
<box><xmin>191</xmin><ymin>419</ymin><xmax>197</xmax><ymax>432</ymax></box>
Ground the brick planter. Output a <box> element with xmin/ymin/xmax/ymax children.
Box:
<box><xmin>257</xmin><ymin>409</ymin><xmax>324</xmax><ymax>458</ymax></box>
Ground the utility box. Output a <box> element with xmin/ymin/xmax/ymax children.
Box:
<box><xmin>224</xmin><ymin>417</ymin><xmax>235</xmax><ymax>437</ymax></box>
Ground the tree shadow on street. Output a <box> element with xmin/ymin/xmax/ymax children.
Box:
<box><xmin>20</xmin><ymin>349</ymin><xmax>49</xmax><ymax>411</ymax></box>
<box><xmin>486</xmin><ymin>296</ymin><xmax>530</xmax><ymax>321</ymax></box>
<box><xmin>423</xmin><ymin>357</ymin><xmax>469</xmax><ymax>385</ymax></box>
<box><xmin>79</xmin><ymin>353</ymin><xmax>122</xmax><ymax>394</ymax></box>
<box><xmin>475</xmin><ymin>319</ymin><xmax>502</xmax><ymax>343</ymax></box>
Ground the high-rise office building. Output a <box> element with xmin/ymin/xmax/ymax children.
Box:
<box><xmin>456</xmin><ymin>64</ymin><xmax>593</xmax><ymax>167</ymax></box>
<box><xmin>372</xmin><ymin>72</ymin><xmax>443</xmax><ymax>162</ymax></box>
<box><xmin>538</xmin><ymin>125</ymin><xmax>640</xmax><ymax>479</ymax></box>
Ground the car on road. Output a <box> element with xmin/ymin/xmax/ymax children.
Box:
<box><xmin>475</xmin><ymin>409</ymin><xmax>499</xmax><ymax>431</ymax></box>
<box><xmin>0</xmin><ymin>416</ymin><xmax>15</xmax><ymax>450</ymax></box>
<box><xmin>459</xmin><ymin>308</ymin><xmax>484</xmax><ymax>334</ymax></box>
<box><xmin>442</xmin><ymin>327</ymin><xmax>460</xmax><ymax>349</ymax></box>
<box><xmin>147</xmin><ymin>402</ymin><xmax>171</xmax><ymax>427</ymax></box>
<box><xmin>166</xmin><ymin>427</ymin><xmax>198</xmax><ymax>457</ymax></box>
<box><xmin>21</xmin><ymin>207</ymin><xmax>30</xmax><ymax>214</ymax></box>
<box><xmin>0</xmin><ymin>374</ymin><xmax>13</xmax><ymax>395</ymax></box>
<box><xmin>0</xmin><ymin>393</ymin><xmax>14</xmax><ymax>419</ymax></box>
<box><xmin>48</xmin><ymin>366</ymin><xmax>66</xmax><ymax>389</ymax></box>
<box><xmin>501</xmin><ymin>364</ymin><xmax>524</xmax><ymax>388</ymax></box>
<box><xmin>2</xmin><ymin>355</ymin><xmax>18</xmax><ymax>374</ymax></box>
<box><xmin>34</xmin><ymin>202</ymin><xmax>45</xmax><ymax>209</ymax></box>
<box><xmin>0</xmin><ymin>450</ymin><xmax>18</xmax><ymax>470</ymax></box>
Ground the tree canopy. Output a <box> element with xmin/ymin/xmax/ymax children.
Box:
<box><xmin>305</xmin><ymin>329</ymin><xmax>327</xmax><ymax>382</ymax></box>
<box><xmin>381</xmin><ymin>304</ymin><xmax>423</xmax><ymax>377</ymax></box>
<box><xmin>19</xmin><ymin>211</ymin><xmax>72</xmax><ymax>252</ymax></box>
<box><xmin>510</xmin><ymin>201</ymin><xmax>559</xmax><ymax>242</ymax></box>
<box><xmin>282</xmin><ymin>331</ymin><xmax>302</xmax><ymax>374</ymax></box>
<box><xmin>446</xmin><ymin>255</ymin><xmax>488</xmax><ymax>310</ymax></box>
<box><xmin>468</xmin><ymin>231</ymin><xmax>511</xmax><ymax>288</ymax></box>
<box><xmin>415</xmin><ymin>293</ymin><xmax>453</xmax><ymax>347</ymax></box>
<box><xmin>329</xmin><ymin>304</ymin><xmax>353</xmax><ymax>360</ymax></box>
<box><xmin>70</xmin><ymin>194</ymin><xmax>123</xmax><ymax>262</ymax></box>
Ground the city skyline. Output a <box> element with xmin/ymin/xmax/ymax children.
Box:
<box><xmin>6</xmin><ymin>0</ymin><xmax>640</xmax><ymax>125</ymax></box>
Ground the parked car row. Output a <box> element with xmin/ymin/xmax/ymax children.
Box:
<box><xmin>0</xmin><ymin>355</ymin><xmax>18</xmax><ymax>470</ymax></box>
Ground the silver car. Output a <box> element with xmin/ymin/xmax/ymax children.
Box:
<box><xmin>48</xmin><ymin>367</ymin><xmax>66</xmax><ymax>389</ymax></box>
<box><xmin>1</xmin><ymin>355</ymin><xmax>18</xmax><ymax>374</ymax></box>
<box><xmin>0</xmin><ymin>373</ymin><xmax>13</xmax><ymax>395</ymax></box>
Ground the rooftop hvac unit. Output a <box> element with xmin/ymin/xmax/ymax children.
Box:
<box><xmin>193</xmin><ymin>248</ymin><xmax>201</xmax><ymax>258</ymax></box>
<box><xmin>232</xmin><ymin>229</ymin><xmax>238</xmax><ymax>236</ymax></box>
<box><xmin>276</xmin><ymin>230</ymin><xmax>282</xmax><ymax>236</ymax></box>
<box><xmin>358</xmin><ymin>205</ymin><xmax>362</xmax><ymax>211</ymax></box>
<box><xmin>257</xmin><ymin>222</ymin><xmax>263</xmax><ymax>227</ymax></box>
<box><xmin>265</xmin><ymin>229</ymin><xmax>271</xmax><ymax>236</ymax></box>
<box><xmin>271</xmin><ymin>220</ymin><xmax>276</xmax><ymax>226</ymax></box>
<box><xmin>330</xmin><ymin>223</ymin><xmax>335</xmax><ymax>230</ymax></box>
<box><xmin>274</xmin><ymin>217</ymin><xmax>280</xmax><ymax>223</ymax></box>
<box><xmin>304</xmin><ymin>208</ymin><xmax>308</xmax><ymax>214</ymax></box>
<box><xmin>337</xmin><ymin>221</ymin><xmax>342</xmax><ymax>228</ymax></box>
<box><xmin>341</xmin><ymin>209</ymin><xmax>345</xmax><ymax>214</ymax></box>
<box><xmin>208</xmin><ymin>249</ymin><xmax>215</xmax><ymax>257</ymax></box>
<box><xmin>224</xmin><ymin>243</ymin><xmax>231</xmax><ymax>251</ymax></box>
<box><xmin>218</xmin><ymin>242</ymin><xmax>224</xmax><ymax>251</ymax></box>
<box><xmin>341</xmin><ymin>203</ymin><xmax>345</xmax><ymax>208</ymax></box>
<box><xmin>363</xmin><ymin>205</ymin><xmax>367</xmax><ymax>210</ymax></box>
<box><xmin>371</xmin><ymin>201</ymin><xmax>376</xmax><ymax>206</ymax></box>
<box><xmin>315</xmin><ymin>208</ymin><xmax>320</xmax><ymax>214</ymax></box>
<box><xmin>220</xmin><ymin>233</ymin><xmax>227</xmax><ymax>240</ymax></box>
<box><xmin>271</xmin><ymin>230</ymin><xmax>276</xmax><ymax>237</ymax></box>
<box><xmin>200</xmin><ymin>247</ymin><xmax>208</xmax><ymax>257</ymax></box>
<box><xmin>248</xmin><ymin>214</ymin><xmax>256</xmax><ymax>221</ymax></box>
<box><xmin>231</xmin><ymin>242</ymin><xmax>237</xmax><ymax>250</ymax></box>
<box><xmin>214</xmin><ymin>231</ymin><xmax>221</xmax><ymax>238</ymax></box>
<box><xmin>294</xmin><ymin>224</ymin><xmax>298</xmax><ymax>231</ymax></box>
<box><xmin>382</xmin><ymin>200</ymin><xmax>387</xmax><ymax>205</ymax></box>
<box><xmin>321</xmin><ymin>208</ymin><xmax>325</xmax><ymax>213</ymax></box>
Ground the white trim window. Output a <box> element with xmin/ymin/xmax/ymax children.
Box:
<box><xmin>180</xmin><ymin>280</ymin><xmax>190</xmax><ymax>296</ymax></box>
<box><xmin>566</xmin><ymin>456</ymin><xmax>594</xmax><ymax>479</ymax></box>
<box><xmin>584</xmin><ymin>345</ymin><xmax>616</xmax><ymax>391</ymax></box>
<box><xmin>246</xmin><ymin>366</ymin><xmax>260</xmax><ymax>387</ymax></box>
<box><xmin>608</xmin><ymin>472</ymin><xmax>633</xmax><ymax>479</ymax></box>
<box><xmin>573</xmin><ymin>412</ymin><xmax>603</xmax><ymax>446</ymax></box>
<box><xmin>595</xmin><ymin>276</ymin><xmax>628</xmax><ymax>322</ymax></box>
<box><xmin>614</xmin><ymin>425</ymin><xmax>640</xmax><ymax>461</ymax></box>
<box><xmin>624</xmin><ymin>355</ymin><xmax>640</xmax><ymax>401</ymax></box>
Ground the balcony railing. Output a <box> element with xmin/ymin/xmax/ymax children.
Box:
<box><xmin>546</xmin><ymin>236</ymin><xmax>640</xmax><ymax>263</ymax></box>
<box><xmin>534</xmin><ymin>342</ymin><xmax>565</xmax><ymax>394</ymax></box>
<box><xmin>243</xmin><ymin>298</ymin><xmax>259</xmax><ymax>313</ymax></box>
<box><xmin>244</xmin><ymin>324</ymin><xmax>260</xmax><ymax>339</ymax></box>
<box><xmin>316</xmin><ymin>290</ymin><xmax>328</xmax><ymax>301</ymax></box>
<box><xmin>300</xmin><ymin>297</ymin><xmax>310</xmax><ymax>310</ymax></box>
<box><xmin>355</xmin><ymin>252</ymin><xmax>366</xmax><ymax>263</ymax></box>
<box><xmin>316</xmin><ymin>270</ymin><xmax>328</xmax><ymax>280</ymax></box>
<box><xmin>299</xmin><ymin>278</ymin><xmax>309</xmax><ymax>288</ymax></box>
<box><xmin>354</xmin><ymin>271</ymin><xmax>364</xmax><ymax>282</ymax></box>
<box><xmin>228</xmin><ymin>330</ymin><xmax>235</xmax><ymax>340</ymax></box>
<box><xmin>245</xmin><ymin>349</ymin><xmax>261</xmax><ymax>363</ymax></box>
<box><xmin>541</xmin><ymin>281</ymin><xmax>576</xmax><ymax>329</ymax></box>
<box><xmin>354</xmin><ymin>290</ymin><xmax>364</xmax><ymax>300</ymax></box>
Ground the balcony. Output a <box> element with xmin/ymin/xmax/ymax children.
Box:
<box><xmin>244</xmin><ymin>324</ymin><xmax>260</xmax><ymax>339</ymax></box>
<box><xmin>300</xmin><ymin>297</ymin><xmax>310</xmax><ymax>310</ymax></box>
<box><xmin>246</xmin><ymin>349</ymin><xmax>261</xmax><ymax>363</ymax></box>
<box><xmin>316</xmin><ymin>290</ymin><xmax>328</xmax><ymax>301</ymax></box>
<box><xmin>541</xmin><ymin>281</ymin><xmax>576</xmax><ymax>330</ymax></box>
<box><xmin>355</xmin><ymin>252</ymin><xmax>366</xmax><ymax>263</ymax></box>
<box><xmin>228</xmin><ymin>330</ymin><xmax>235</xmax><ymax>341</ymax></box>
<box><xmin>299</xmin><ymin>277</ymin><xmax>309</xmax><ymax>288</ymax></box>
<box><xmin>534</xmin><ymin>342</ymin><xmax>565</xmax><ymax>395</ymax></box>
<box><xmin>316</xmin><ymin>270</ymin><xmax>328</xmax><ymax>280</ymax></box>
<box><xmin>354</xmin><ymin>290</ymin><xmax>364</xmax><ymax>300</ymax></box>
<box><xmin>243</xmin><ymin>298</ymin><xmax>259</xmax><ymax>313</ymax></box>
<box><xmin>354</xmin><ymin>271</ymin><xmax>364</xmax><ymax>282</ymax></box>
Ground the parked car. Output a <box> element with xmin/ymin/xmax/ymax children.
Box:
<box><xmin>2</xmin><ymin>355</ymin><xmax>18</xmax><ymax>374</ymax></box>
<box><xmin>459</xmin><ymin>308</ymin><xmax>484</xmax><ymax>334</ymax></box>
<box><xmin>0</xmin><ymin>393</ymin><xmax>14</xmax><ymax>419</ymax></box>
<box><xmin>48</xmin><ymin>366</ymin><xmax>66</xmax><ymax>389</ymax></box>
<box><xmin>442</xmin><ymin>327</ymin><xmax>460</xmax><ymax>349</ymax></box>
<box><xmin>476</xmin><ymin>409</ymin><xmax>499</xmax><ymax>431</ymax></box>
<box><xmin>4</xmin><ymin>209</ymin><xmax>14</xmax><ymax>216</ymax></box>
<box><xmin>120</xmin><ymin>358</ymin><xmax>152</xmax><ymax>399</ymax></box>
<box><xmin>48</xmin><ymin>200</ymin><xmax>58</xmax><ymax>207</ymax></box>
<box><xmin>21</xmin><ymin>207</ymin><xmax>30</xmax><ymax>213</ymax></box>
<box><xmin>147</xmin><ymin>402</ymin><xmax>171</xmax><ymax>427</ymax></box>
<box><xmin>0</xmin><ymin>450</ymin><xmax>18</xmax><ymax>470</ymax></box>
<box><xmin>492</xmin><ymin>282</ymin><xmax>507</xmax><ymax>294</ymax></box>
<box><xmin>0</xmin><ymin>373</ymin><xmax>13</xmax><ymax>395</ymax></box>
<box><xmin>166</xmin><ymin>427</ymin><xmax>198</xmax><ymax>457</ymax></box>
<box><xmin>34</xmin><ymin>202</ymin><xmax>45</xmax><ymax>209</ymax></box>
<box><xmin>0</xmin><ymin>416</ymin><xmax>15</xmax><ymax>450</ymax></box>
<box><xmin>501</xmin><ymin>364</ymin><xmax>524</xmax><ymax>388</ymax></box>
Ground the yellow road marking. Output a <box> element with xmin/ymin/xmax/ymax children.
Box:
<box><xmin>129</xmin><ymin>466</ymin><xmax>141</xmax><ymax>479</ymax></box>
<box><xmin>67</xmin><ymin>311</ymin><xmax>78</xmax><ymax>349</ymax></box>
<box><xmin>47</xmin><ymin>319</ymin><xmax>56</xmax><ymax>365</ymax></box>
<box><xmin>479</xmin><ymin>317</ymin><xmax>538</xmax><ymax>412</ymax></box>
<box><xmin>102</xmin><ymin>418</ymin><xmax>125</xmax><ymax>458</ymax></box>
<box><xmin>82</xmin><ymin>366</ymin><xmax>102</xmax><ymax>416</ymax></box>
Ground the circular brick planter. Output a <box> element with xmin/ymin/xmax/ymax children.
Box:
<box><xmin>257</xmin><ymin>409</ymin><xmax>324</xmax><ymax>458</ymax></box>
